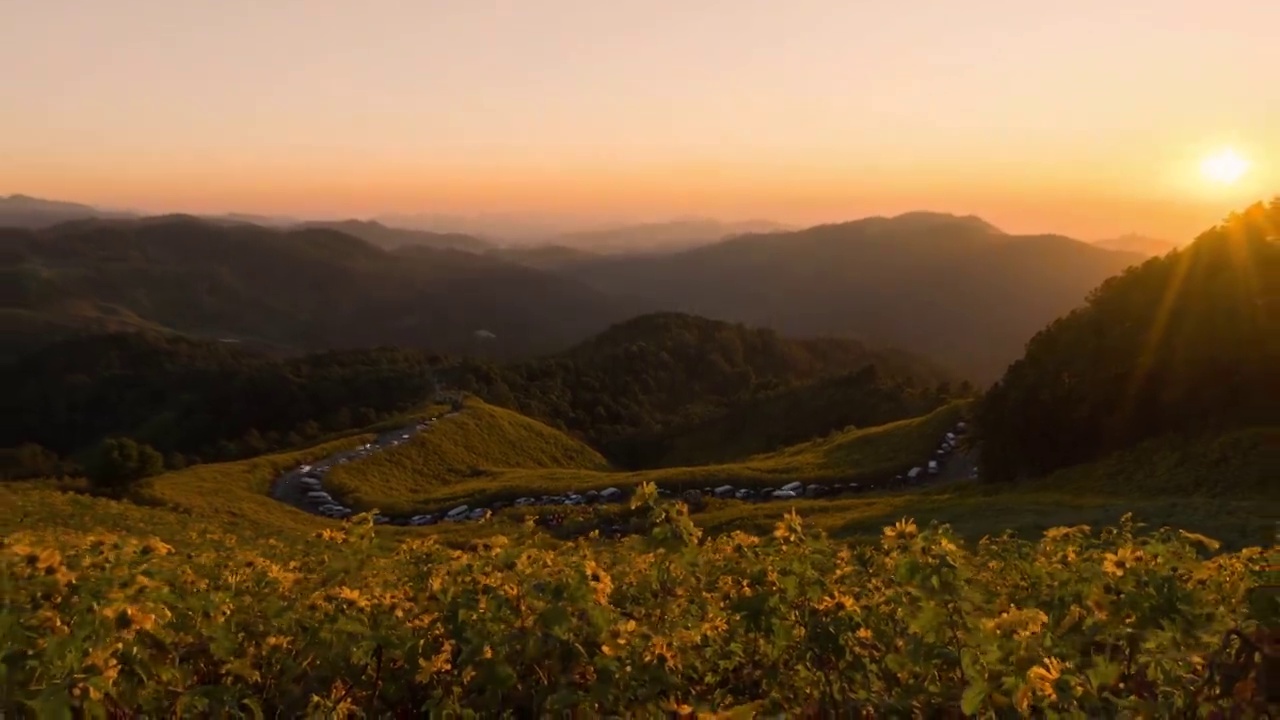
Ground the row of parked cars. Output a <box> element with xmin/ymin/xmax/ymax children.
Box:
<box><xmin>286</xmin><ymin>417</ymin><xmax>441</xmax><ymax>522</ymax></box>
<box><xmin>900</xmin><ymin>421</ymin><xmax>970</xmax><ymax>484</ymax></box>
<box><xmin>404</xmin><ymin>486</ymin><xmax>629</xmax><ymax>526</ymax></box>
<box><xmin>278</xmin><ymin>414</ymin><xmax>974</xmax><ymax>529</ymax></box>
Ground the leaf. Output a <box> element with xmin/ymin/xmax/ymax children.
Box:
<box><xmin>961</xmin><ymin>680</ymin><xmax>988</xmax><ymax>715</ymax></box>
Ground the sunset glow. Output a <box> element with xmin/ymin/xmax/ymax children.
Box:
<box><xmin>2</xmin><ymin>0</ymin><xmax>1278</xmax><ymax>241</ymax></box>
<box><xmin>1200</xmin><ymin>149</ymin><xmax>1250</xmax><ymax>186</ymax></box>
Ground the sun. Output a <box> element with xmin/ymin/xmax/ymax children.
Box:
<box><xmin>1200</xmin><ymin>148</ymin><xmax>1249</xmax><ymax>185</ymax></box>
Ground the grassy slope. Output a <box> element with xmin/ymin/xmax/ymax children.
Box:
<box><xmin>322</xmin><ymin>400</ymin><xmax>966</xmax><ymax>513</ymax></box>
<box><xmin>3</xmin><ymin>401</ymin><xmax>1269</xmax><ymax>556</ymax></box>
<box><xmin>694</xmin><ymin>426</ymin><xmax>1278</xmax><ymax>550</ymax></box>
<box><xmin>0</xmin><ymin>437</ymin><xmax>367</xmax><ymax>546</ymax></box>
<box><xmin>321</xmin><ymin>401</ymin><xmax>612</xmax><ymax>514</ymax></box>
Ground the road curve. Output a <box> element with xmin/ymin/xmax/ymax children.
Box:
<box><xmin>267</xmin><ymin>409</ymin><xmax>977</xmax><ymax>527</ymax></box>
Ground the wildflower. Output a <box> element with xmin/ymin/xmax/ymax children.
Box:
<box><xmin>584</xmin><ymin>560</ymin><xmax>613</xmax><ymax>604</ymax></box>
<box><xmin>816</xmin><ymin>591</ymin><xmax>859</xmax><ymax>613</ymax></box>
<box><xmin>1027</xmin><ymin>656</ymin><xmax>1070</xmax><ymax>696</ymax></box>
<box><xmin>1102</xmin><ymin>546</ymin><xmax>1143</xmax><ymax>577</ymax></box>
<box><xmin>883</xmin><ymin>518</ymin><xmax>918</xmax><ymax>548</ymax></box>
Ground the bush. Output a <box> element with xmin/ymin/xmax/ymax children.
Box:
<box><xmin>84</xmin><ymin>437</ymin><xmax>164</xmax><ymax>492</ymax></box>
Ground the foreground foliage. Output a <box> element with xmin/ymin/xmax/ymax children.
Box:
<box><xmin>2</xmin><ymin>484</ymin><xmax>1274</xmax><ymax>717</ymax></box>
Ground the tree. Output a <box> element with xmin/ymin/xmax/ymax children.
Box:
<box><xmin>85</xmin><ymin>437</ymin><xmax>164</xmax><ymax>492</ymax></box>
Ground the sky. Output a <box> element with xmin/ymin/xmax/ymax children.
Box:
<box><xmin>2</xmin><ymin>0</ymin><xmax>1278</xmax><ymax>241</ymax></box>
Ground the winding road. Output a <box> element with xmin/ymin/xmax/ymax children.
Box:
<box><xmin>267</xmin><ymin>408</ymin><xmax>977</xmax><ymax>527</ymax></box>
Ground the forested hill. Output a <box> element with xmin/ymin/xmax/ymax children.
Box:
<box><xmin>1</xmin><ymin>332</ymin><xmax>442</xmax><ymax>474</ymax></box>
<box><xmin>976</xmin><ymin>199</ymin><xmax>1280</xmax><ymax>482</ymax></box>
<box><xmin>441</xmin><ymin>313</ymin><xmax>963</xmax><ymax>466</ymax></box>
<box><xmin>561</xmin><ymin>212</ymin><xmax>1148</xmax><ymax>382</ymax></box>
<box><xmin>0</xmin><ymin>216</ymin><xmax>640</xmax><ymax>361</ymax></box>
<box><xmin>2</xmin><ymin>314</ymin><xmax>959</xmax><ymax>476</ymax></box>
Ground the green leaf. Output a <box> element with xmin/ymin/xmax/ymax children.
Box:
<box><xmin>960</xmin><ymin>680</ymin><xmax>987</xmax><ymax>715</ymax></box>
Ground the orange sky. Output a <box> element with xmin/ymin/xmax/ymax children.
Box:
<box><xmin>3</xmin><ymin>0</ymin><xmax>1277</xmax><ymax>241</ymax></box>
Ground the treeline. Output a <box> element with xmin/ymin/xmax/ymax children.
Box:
<box><xmin>2</xmin><ymin>333</ymin><xmax>439</xmax><ymax>478</ymax></box>
<box><xmin>3</xmin><ymin>313</ymin><xmax>962</xmax><ymax>478</ymax></box>
<box><xmin>977</xmin><ymin>199</ymin><xmax>1280</xmax><ymax>482</ymax></box>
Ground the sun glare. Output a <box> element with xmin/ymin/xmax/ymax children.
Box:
<box><xmin>1200</xmin><ymin>148</ymin><xmax>1249</xmax><ymax>185</ymax></box>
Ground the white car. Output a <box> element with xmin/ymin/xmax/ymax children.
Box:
<box><xmin>780</xmin><ymin>481</ymin><xmax>804</xmax><ymax>494</ymax></box>
<box><xmin>771</xmin><ymin>490</ymin><xmax>798</xmax><ymax>499</ymax></box>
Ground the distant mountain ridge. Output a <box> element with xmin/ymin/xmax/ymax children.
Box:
<box><xmin>561</xmin><ymin>211</ymin><xmax>1149</xmax><ymax>382</ymax></box>
<box><xmin>0</xmin><ymin>194</ymin><xmax>136</xmax><ymax>228</ymax></box>
<box><xmin>539</xmin><ymin>218</ymin><xmax>795</xmax><ymax>254</ymax></box>
<box><xmin>0</xmin><ymin>215</ymin><xmax>642</xmax><ymax>361</ymax></box>
<box><xmin>295</xmin><ymin>219</ymin><xmax>494</xmax><ymax>253</ymax></box>
<box><xmin>1091</xmin><ymin>233</ymin><xmax>1178</xmax><ymax>257</ymax></box>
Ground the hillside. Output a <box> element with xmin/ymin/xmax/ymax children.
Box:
<box><xmin>976</xmin><ymin>199</ymin><xmax>1280</xmax><ymax>482</ymax></box>
<box><xmin>633</xmin><ymin>366</ymin><xmax>961</xmax><ymax>467</ymax></box>
<box><xmin>6</xmin><ymin>460</ymin><xmax>1268</xmax><ymax>715</ymax></box>
<box><xmin>443</xmin><ymin>312</ymin><xmax>961</xmax><ymax>466</ymax></box>
<box><xmin>1</xmin><ymin>332</ymin><xmax>443</xmax><ymax>471</ymax></box>
<box><xmin>3</xmin><ymin>314</ymin><xmax>956</xmax><ymax>477</ymax></box>
<box><xmin>322</xmin><ymin>401</ymin><xmax>610</xmax><ymax>514</ymax></box>
<box><xmin>0</xmin><ymin>216</ymin><xmax>639</xmax><ymax>360</ymax></box>
<box><xmin>296</xmin><ymin>219</ymin><xmax>494</xmax><ymax>252</ymax></box>
<box><xmin>562</xmin><ymin>212</ymin><xmax>1148</xmax><ymax>382</ymax></box>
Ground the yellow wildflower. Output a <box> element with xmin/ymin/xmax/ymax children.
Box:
<box><xmin>1102</xmin><ymin>546</ymin><xmax>1144</xmax><ymax>577</ymax></box>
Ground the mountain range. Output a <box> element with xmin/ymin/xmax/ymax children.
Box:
<box><xmin>1090</xmin><ymin>233</ymin><xmax>1178</xmax><ymax>257</ymax></box>
<box><xmin>558</xmin><ymin>212</ymin><xmax>1148</xmax><ymax>381</ymax></box>
<box><xmin>0</xmin><ymin>215</ymin><xmax>643</xmax><ymax>362</ymax></box>
<box><xmin>3</xmin><ymin>195</ymin><xmax>1158</xmax><ymax>380</ymax></box>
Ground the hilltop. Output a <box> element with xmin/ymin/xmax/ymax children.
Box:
<box><xmin>321</xmin><ymin>401</ymin><xmax>610</xmax><ymax>514</ymax></box>
<box><xmin>0</xmin><ymin>215</ymin><xmax>640</xmax><ymax>360</ymax></box>
<box><xmin>562</xmin><ymin>212</ymin><xmax>1147</xmax><ymax>381</ymax></box>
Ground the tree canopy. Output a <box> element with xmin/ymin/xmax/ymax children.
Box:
<box><xmin>976</xmin><ymin>199</ymin><xmax>1280</xmax><ymax>482</ymax></box>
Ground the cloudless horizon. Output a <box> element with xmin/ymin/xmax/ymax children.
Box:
<box><xmin>3</xmin><ymin>0</ymin><xmax>1277</xmax><ymax>241</ymax></box>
